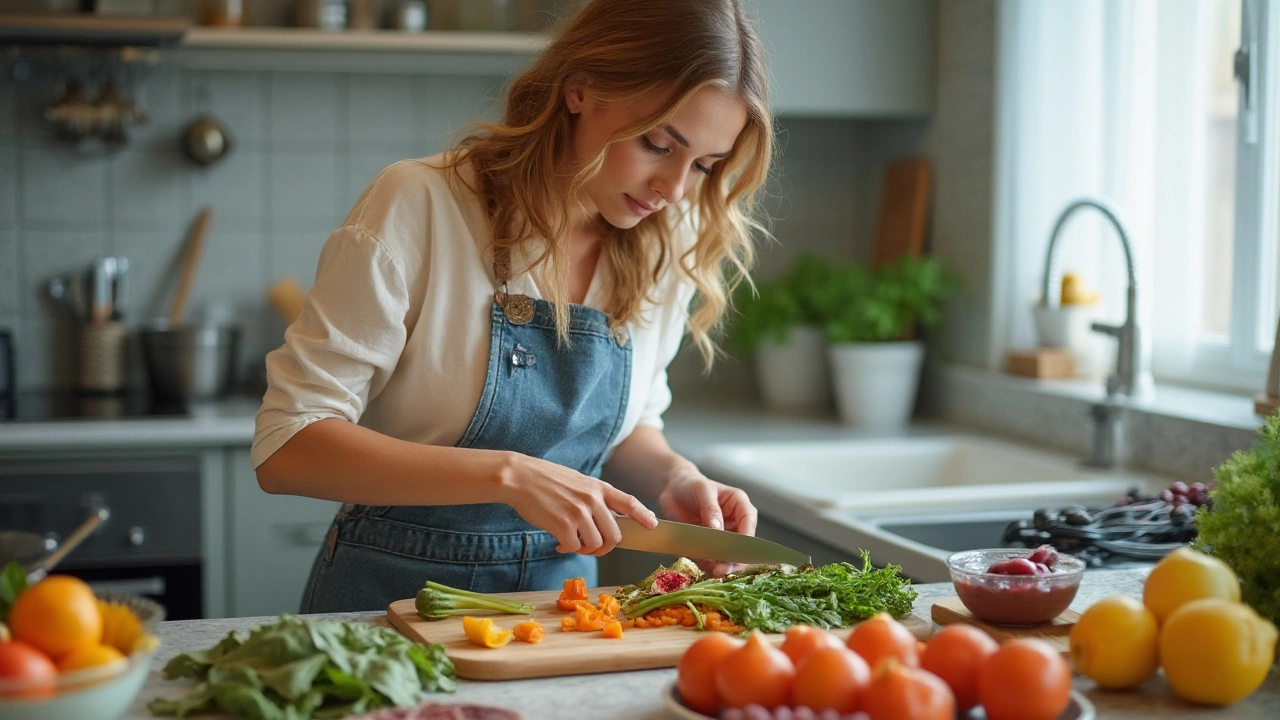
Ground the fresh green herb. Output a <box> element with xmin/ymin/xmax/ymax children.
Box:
<box><xmin>149</xmin><ymin>615</ymin><xmax>455</xmax><ymax>720</ymax></box>
<box><xmin>0</xmin><ymin>561</ymin><xmax>28</xmax><ymax>623</ymax></box>
<box><xmin>618</xmin><ymin>552</ymin><xmax>917</xmax><ymax>634</ymax></box>
<box><xmin>731</xmin><ymin>253</ymin><xmax>833</xmax><ymax>354</ymax></box>
<box><xmin>415</xmin><ymin>581</ymin><xmax>534</xmax><ymax>620</ymax></box>
<box><xmin>1193</xmin><ymin>413</ymin><xmax>1280</xmax><ymax>627</ymax></box>
<box><xmin>814</xmin><ymin>255</ymin><xmax>959</xmax><ymax>344</ymax></box>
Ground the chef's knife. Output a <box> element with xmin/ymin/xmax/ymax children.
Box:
<box><xmin>615</xmin><ymin>517</ymin><xmax>811</xmax><ymax>566</ymax></box>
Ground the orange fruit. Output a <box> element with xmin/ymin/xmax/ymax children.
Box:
<box><xmin>847</xmin><ymin>613</ymin><xmax>920</xmax><ymax>670</ymax></box>
<box><xmin>780</xmin><ymin>625</ymin><xmax>844</xmax><ymax>666</ymax></box>
<box><xmin>676</xmin><ymin>632</ymin><xmax>742</xmax><ymax>715</ymax></box>
<box><xmin>920</xmin><ymin>624</ymin><xmax>998</xmax><ymax>711</ymax></box>
<box><xmin>978</xmin><ymin>639</ymin><xmax>1072</xmax><ymax>720</ymax></box>
<box><xmin>862</xmin><ymin>659</ymin><xmax>954</xmax><ymax>720</ymax></box>
<box><xmin>715</xmin><ymin>630</ymin><xmax>796</xmax><ymax>709</ymax></box>
<box><xmin>58</xmin><ymin>643</ymin><xmax>127</xmax><ymax>673</ymax></box>
<box><xmin>1069</xmin><ymin>595</ymin><xmax>1159</xmax><ymax>690</ymax></box>
<box><xmin>9</xmin><ymin>575</ymin><xmax>103</xmax><ymax>660</ymax></box>
<box><xmin>792</xmin><ymin>645</ymin><xmax>870</xmax><ymax>713</ymax></box>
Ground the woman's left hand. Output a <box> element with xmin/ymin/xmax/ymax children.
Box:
<box><xmin>657</xmin><ymin>467</ymin><xmax>759</xmax><ymax>578</ymax></box>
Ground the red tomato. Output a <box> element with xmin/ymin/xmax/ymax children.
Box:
<box><xmin>920</xmin><ymin>624</ymin><xmax>998</xmax><ymax>711</ymax></box>
<box><xmin>0</xmin><ymin>641</ymin><xmax>58</xmax><ymax>699</ymax></box>
<box><xmin>847</xmin><ymin>613</ymin><xmax>920</xmax><ymax>670</ymax></box>
<box><xmin>780</xmin><ymin>625</ymin><xmax>844</xmax><ymax>666</ymax></box>
<box><xmin>715</xmin><ymin>630</ymin><xmax>796</xmax><ymax>709</ymax></box>
<box><xmin>862</xmin><ymin>660</ymin><xmax>955</xmax><ymax>720</ymax></box>
<box><xmin>676</xmin><ymin>632</ymin><xmax>743</xmax><ymax>716</ymax></box>
<box><xmin>792</xmin><ymin>645</ymin><xmax>871</xmax><ymax>713</ymax></box>
<box><xmin>978</xmin><ymin>639</ymin><xmax>1072</xmax><ymax>720</ymax></box>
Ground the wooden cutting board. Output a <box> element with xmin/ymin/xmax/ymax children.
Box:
<box><xmin>388</xmin><ymin>588</ymin><xmax>933</xmax><ymax>680</ymax></box>
<box><xmin>931</xmin><ymin>596</ymin><xmax>1079</xmax><ymax>655</ymax></box>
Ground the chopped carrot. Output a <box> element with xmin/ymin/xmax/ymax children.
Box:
<box><xmin>575</xmin><ymin>604</ymin><xmax>605</xmax><ymax>631</ymax></box>
<box><xmin>560</xmin><ymin>616</ymin><xmax>577</xmax><ymax>632</ymax></box>
<box><xmin>661</xmin><ymin>616</ymin><xmax>678</xmax><ymax>626</ymax></box>
<box><xmin>597</xmin><ymin>594</ymin><xmax>620</xmax><ymax>617</ymax></box>
<box><xmin>513</xmin><ymin>620</ymin><xmax>545</xmax><ymax>644</ymax></box>
<box><xmin>680</xmin><ymin>612</ymin><xmax>697</xmax><ymax>627</ymax></box>
<box><xmin>706</xmin><ymin>617</ymin><xmax>721</xmax><ymax>631</ymax></box>
<box><xmin>556</xmin><ymin>577</ymin><xmax>588</xmax><ymax>610</ymax></box>
<box><xmin>619</xmin><ymin>619</ymin><xmax>635</xmax><ymax>629</ymax></box>
<box><xmin>601</xmin><ymin>621</ymin><xmax>623</xmax><ymax>639</ymax></box>
<box><xmin>632</xmin><ymin>618</ymin><xmax>648</xmax><ymax>629</ymax></box>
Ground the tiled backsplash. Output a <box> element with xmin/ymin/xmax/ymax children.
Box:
<box><xmin>0</xmin><ymin>67</ymin><xmax>874</xmax><ymax>393</ymax></box>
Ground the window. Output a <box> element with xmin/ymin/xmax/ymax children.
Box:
<box><xmin>995</xmin><ymin>0</ymin><xmax>1279</xmax><ymax>393</ymax></box>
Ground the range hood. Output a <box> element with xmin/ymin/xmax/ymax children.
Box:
<box><xmin>0</xmin><ymin>14</ymin><xmax>189</xmax><ymax>47</ymax></box>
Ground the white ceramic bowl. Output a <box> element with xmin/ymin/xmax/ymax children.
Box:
<box><xmin>0</xmin><ymin>648</ymin><xmax>156</xmax><ymax>720</ymax></box>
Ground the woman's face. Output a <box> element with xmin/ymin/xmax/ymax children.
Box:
<box><xmin>566</xmin><ymin>83</ymin><xmax>748</xmax><ymax>231</ymax></box>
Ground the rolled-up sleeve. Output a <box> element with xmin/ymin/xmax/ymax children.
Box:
<box><xmin>251</xmin><ymin>226</ymin><xmax>409</xmax><ymax>468</ymax></box>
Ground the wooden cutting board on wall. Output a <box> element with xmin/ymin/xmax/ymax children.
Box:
<box><xmin>872</xmin><ymin>158</ymin><xmax>933</xmax><ymax>270</ymax></box>
<box><xmin>387</xmin><ymin>588</ymin><xmax>933</xmax><ymax>680</ymax></box>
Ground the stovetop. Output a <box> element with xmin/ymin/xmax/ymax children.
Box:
<box><xmin>0</xmin><ymin>391</ymin><xmax>191</xmax><ymax>422</ymax></box>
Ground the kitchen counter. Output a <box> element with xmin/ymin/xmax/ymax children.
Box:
<box><xmin>127</xmin><ymin>567</ymin><xmax>1280</xmax><ymax>720</ymax></box>
<box><xmin>0</xmin><ymin>396</ymin><xmax>261</xmax><ymax>451</ymax></box>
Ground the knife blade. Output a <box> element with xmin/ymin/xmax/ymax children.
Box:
<box><xmin>615</xmin><ymin>517</ymin><xmax>811</xmax><ymax>566</ymax></box>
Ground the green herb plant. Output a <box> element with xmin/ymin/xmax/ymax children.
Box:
<box><xmin>0</xmin><ymin>561</ymin><xmax>28</xmax><ymax>623</ymax></box>
<box><xmin>731</xmin><ymin>253</ymin><xmax>834</xmax><ymax>354</ymax></box>
<box><xmin>415</xmin><ymin>581</ymin><xmax>534</xmax><ymax>620</ymax></box>
<box><xmin>815</xmin><ymin>255</ymin><xmax>958</xmax><ymax>344</ymax></box>
<box><xmin>149</xmin><ymin>615</ymin><xmax>456</xmax><ymax>720</ymax></box>
<box><xmin>1193</xmin><ymin>413</ymin><xmax>1280</xmax><ymax>627</ymax></box>
<box><xmin>618</xmin><ymin>552</ymin><xmax>917</xmax><ymax>634</ymax></box>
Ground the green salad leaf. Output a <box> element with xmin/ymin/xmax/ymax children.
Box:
<box><xmin>0</xmin><ymin>561</ymin><xmax>29</xmax><ymax>623</ymax></box>
<box><xmin>149</xmin><ymin>615</ymin><xmax>455</xmax><ymax>720</ymax></box>
<box><xmin>1193</xmin><ymin>413</ymin><xmax>1280</xmax><ymax>627</ymax></box>
<box><xmin>618</xmin><ymin>552</ymin><xmax>917</xmax><ymax>634</ymax></box>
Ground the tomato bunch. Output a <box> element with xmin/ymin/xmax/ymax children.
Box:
<box><xmin>675</xmin><ymin>614</ymin><xmax>1072</xmax><ymax>720</ymax></box>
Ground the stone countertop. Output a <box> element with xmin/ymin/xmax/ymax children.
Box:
<box><xmin>126</xmin><ymin>567</ymin><xmax>1280</xmax><ymax>720</ymax></box>
<box><xmin>0</xmin><ymin>396</ymin><xmax>261</xmax><ymax>451</ymax></box>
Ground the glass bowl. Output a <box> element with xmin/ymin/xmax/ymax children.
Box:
<box><xmin>947</xmin><ymin>548</ymin><xmax>1085</xmax><ymax>626</ymax></box>
<box><xmin>0</xmin><ymin>647</ymin><xmax>155</xmax><ymax>720</ymax></box>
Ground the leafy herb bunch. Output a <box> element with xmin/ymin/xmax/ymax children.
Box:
<box><xmin>1194</xmin><ymin>413</ymin><xmax>1280</xmax><ymax>627</ymax></box>
<box><xmin>730</xmin><ymin>253</ymin><xmax>835</xmax><ymax>354</ymax></box>
<box><xmin>814</xmin><ymin>255</ymin><xmax>959</xmax><ymax>344</ymax></box>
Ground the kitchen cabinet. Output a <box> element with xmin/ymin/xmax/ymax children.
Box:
<box><xmin>226</xmin><ymin>447</ymin><xmax>339</xmax><ymax>617</ymax></box>
<box><xmin>752</xmin><ymin>0</ymin><xmax>935</xmax><ymax>117</ymax></box>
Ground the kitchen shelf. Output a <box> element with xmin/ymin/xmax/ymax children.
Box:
<box><xmin>165</xmin><ymin>27</ymin><xmax>547</xmax><ymax>75</ymax></box>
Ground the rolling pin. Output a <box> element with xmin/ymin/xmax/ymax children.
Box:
<box><xmin>266</xmin><ymin>277</ymin><xmax>307</xmax><ymax>325</ymax></box>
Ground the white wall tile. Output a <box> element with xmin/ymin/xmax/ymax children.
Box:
<box><xmin>22</xmin><ymin>230</ymin><xmax>106</xmax><ymax>321</ymax></box>
<box><xmin>186</xmin><ymin>229</ymin><xmax>267</xmax><ymax>325</ymax></box>
<box><xmin>0</xmin><ymin>232</ymin><xmax>16</xmax><ymax>315</ymax></box>
<box><xmin>0</xmin><ymin>146</ymin><xmax>15</xmax><ymax>231</ymax></box>
<box><xmin>187</xmin><ymin>71</ymin><xmax>267</xmax><ymax>148</ymax></box>
<box><xmin>110</xmin><ymin>229</ymin><xmax>187</xmax><ymax>323</ymax></box>
<box><xmin>129</xmin><ymin>69</ymin><xmax>187</xmax><ymax>152</ymax></box>
<box><xmin>268</xmin><ymin>230</ymin><xmax>328</xmax><ymax>286</ymax></box>
<box><xmin>268</xmin><ymin>151</ymin><xmax>341</xmax><ymax>225</ymax></box>
<box><xmin>347</xmin><ymin>75</ymin><xmax>425</xmax><ymax>154</ymax></box>
<box><xmin>18</xmin><ymin>316</ymin><xmax>75</xmax><ymax>390</ymax></box>
<box><xmin>422</xmin><ymin>76</ymin><xmax>505</xmax><ymax>153</ymax></box>
<box><xmin>12</xmin><ymin>81</ymin><xmax>53</xmax><ymax>142</ymax></box>
<box><xmin>191</xmin><ymin>148</ymin><xmax>265</xmax><ymax>229</ymax></box>
<box><xmin>268</xmin><ymin>74</ymin><xmax>342</xmax><ymax>149</ymax></box>
<box><xmin>21</xmin><ymin>141</ymin><xmax>109</xmax><ymax>227</ymax></box>
<box><xmin>109</xmin><ymin>148</ymin><xmax>192</xmax><ymax>231</ymax></box>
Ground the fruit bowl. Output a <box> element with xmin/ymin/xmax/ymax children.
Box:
<box><xmin>947</xmin><ymin>547</ymin><xmax>1085</xmax><ymax>626</ymax></box>
<box><xmin>0</xmin><ymin>646</ymin><xmax>156</xmax><ymax>720</ymax></box>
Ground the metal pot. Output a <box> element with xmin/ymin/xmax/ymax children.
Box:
<box><xmin>140</xmin><ymin>324</ymin><xmax>240</xmax><ymax>400</ymax></box>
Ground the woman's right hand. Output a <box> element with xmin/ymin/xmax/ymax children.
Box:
<box><xmin>498</xmin><ymin>451</ymin><xmax>658</xmax><ymax>556</ymax></box>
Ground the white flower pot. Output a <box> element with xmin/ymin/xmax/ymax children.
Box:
<box><xmin>754</xmin><ymin>325</ymin><xmax>831</xmax><ymax>414</ymax></box>
<box><xmin>827</xmin><ymin>340</ymin><xmax>925</xmax><ymax>429</ymax></box>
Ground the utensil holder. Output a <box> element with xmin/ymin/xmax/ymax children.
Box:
<box><xmin>77</xmin><ymin>321</ymin><xmax>128</xmax><ymax>394</ymax></box>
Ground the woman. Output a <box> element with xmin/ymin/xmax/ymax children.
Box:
<box><xmin>253</xmin><ymin>0</ymin><xmax>775</xmax><ymax>613</ymax></box>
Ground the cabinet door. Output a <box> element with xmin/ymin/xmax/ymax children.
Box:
<box><xmin>227</xmin><ymin>448</ymin><xmax>339</xmax><ymax>617</ymax></box>
<box><xmin>753</xmin><ymin>0</ymin><xmax>935</xmax><ymax>117</ymax></box>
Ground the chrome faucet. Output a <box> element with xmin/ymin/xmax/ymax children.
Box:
<box><xmin>1039</xmin><ymin>198</ymin><xmax>1146</xmax><ymax>399</ymax></box>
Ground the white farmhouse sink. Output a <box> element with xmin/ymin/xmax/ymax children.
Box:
<box><xmin>700</xmin><ymin>434</ymin><xmax>1164</xmax><ymax>515</ymax></box>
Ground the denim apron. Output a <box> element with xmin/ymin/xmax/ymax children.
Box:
<box><xmin>299</xmin><ymin>248</ymin><xmax>633</xmax><ymax>613</ymax></box>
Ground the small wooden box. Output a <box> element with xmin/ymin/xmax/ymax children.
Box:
<box><xmin>1006</xmin><ymin>348</ymin><xmax>1075</xmax><ymax>379</ymax></box>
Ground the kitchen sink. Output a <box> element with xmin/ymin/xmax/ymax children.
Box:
<box><xmin>700</xmin><ymin>433</ymin><xmax>1164</xmax><ymax>514</ymax></box>
<box><xmin>869</xmin><ymin>509</ymin><xmax>1031</xmax><ymax>553</ymax></box>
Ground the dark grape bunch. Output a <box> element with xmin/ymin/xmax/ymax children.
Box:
<box><xmin>721</xmin><ymin>707</ymin><xmax>869</xmax><ymax>720</ymax></box>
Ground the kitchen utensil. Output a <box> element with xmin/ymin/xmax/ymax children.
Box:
<box><xmin>27</xmin><ymin>507</ymin><xmax>109</xmax><ymax>582</ymax></box>
<box><xmin>387</xmin><ymin>587</ymin><xmax>932</xmax><ymax>680</ymax></box>
<box><xmin>139</xmin><ymin>324</ymin><xmax>240</xmax><ymax>400</ymax></box>
<box><xmin>871</xmin><ymin>158</ymin><xmax>931</xmax><ymax>270</ymax></box>
<box><xmin>0</xmin><ymin>507</ymin><xmax>109</xmax><ymax>583</ymax></box>
<box><xmin>89</xmin><ymin>256</ymin><xmax>117</xmax><ymax>323</ymax></box>
<box><xmin>169</xmin><ymin>207</ymin><xmax>212</xmax><ymax>327</ymax></box>
<box><xmin>111</xmin><ymin>256</ymin><xmax>130</xmax><ymax>321</ymax></box>
<box><xmin>614</xmin><ymin>517</ymin><xmax>810</xmax><ymax>566</ymax></box>
<box><xmin>932</xmin><ymin>596</ymin><xmax>1080</xmax><ymax>655</ymax></box>
<box><xmin>266</xmin><ymin>277</ymin><xmax>307</xmax><ymax>324</ymax></box>
<box><xmin>182</xmin><ymin>116</ymin><xmax>232</xmax><ymax>166</ymax></box>
<box><xmin>76</xmin><ymin>321</ymin><xmax>128</xmax><ymax>394</ymax></box>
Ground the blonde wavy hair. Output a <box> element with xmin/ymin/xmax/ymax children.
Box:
<box><xmin>444</xmin><ymin>0</ymin><xmax>773</xmax><ymax>368</ymax></box>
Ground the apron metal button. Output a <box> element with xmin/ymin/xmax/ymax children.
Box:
<box><xmin>497</xmin><ymin>292</ymin><xmax>535</xmax><ymax>325</ymax></box>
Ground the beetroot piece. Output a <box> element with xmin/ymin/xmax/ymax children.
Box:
<box><xmin>985</xmin><ymin>558</ymin><xmax>1039</xmax><ymax>576</ymax></box>
<box><xmin>1026</xmin><ymin>544</ymin><xmax>1059</xmax><ymax>568</ymax></box>
<box><xmin>652</xmin><ymin>570</ymin><xmax>693</xmax><ymax>594</ymax></box>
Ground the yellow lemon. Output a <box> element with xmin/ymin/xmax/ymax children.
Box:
<box><xmin>1142</xmin><ymin>547</ymin><xmax>1240</xmax><ymax>624</ymax></box>
<box><xmin>1069</xmin><ymin>595</ymin><xmax>1159</xmax><ymax>690</ymax></box>
<box><xmin>1160</xmin><ymin>598</ymin><xmax>1277</xmax><ymax>706</ymax></box>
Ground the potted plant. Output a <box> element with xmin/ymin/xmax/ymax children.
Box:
<box><xmin>731</xmin><ymin>254</ymin><xmax>834</xmax><ymax>414</ymax></box>
<box><xmin>814</xmin><ymin>255</ymin><xmax>958</xmax><ymax>429</ymax></box>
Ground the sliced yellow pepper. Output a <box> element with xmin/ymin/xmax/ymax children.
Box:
<box><xmin>462</xmin><ymin>615</ymin><xmax>514</xmax><ymax>648</ymax></box>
